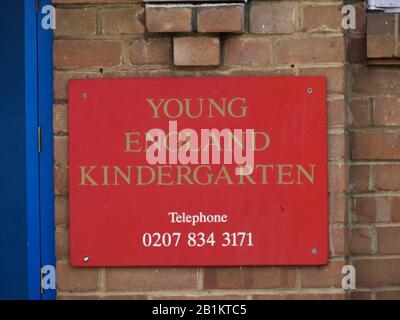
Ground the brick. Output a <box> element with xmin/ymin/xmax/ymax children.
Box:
<box><xmin>275</xmin><ymin>36</ymin><xmax>345</xmax><ymax>65</ymax></box>
<box><xmin>328</xmin><ymin>133</ymin><xmax>346</xmax><ymax>160</ymax></box>
<box><xmin>57</xmin><ymin>262</ymin><xmax>98</xmax><ymax>291</ymax></box>
<box><xmin>377</xmin><ymin>226</ymin><xmax>400</xmax><ymax>254</ymax></box>
<box><xmin>352</xmin><ymin>67</ymin><xmax>400</xmax><ymax>95</ymax></box>
<box><xmin>100</xmin><ymin>7</ymin><xmax>144</xmax><ymax>35</ymax></box>
<box><xmin>224</xmin><ymin>37</ymin><xmax>272</xmax><ymax>66</ymax></box>
<box><xmin>329</xmin><ymin>194</ymin><xmax>346</xmax><ymax>223</ymax></box>
<box><xmin>197</xmin><ymin>5</ymin><xmax>244</xmax><ymax>33</ymax></box>
<box><xmin>351</xmin><ymin>131</ymin><xmax>400</xmax><ymax>160</ymax></box>
<box><xmin>54</xmin><ymin>166</ymin><xmax>69</xmax><ymax>196</ymax></box>
<box><xmin>376</xmin><ymin>290</ymin><xmax>400</xmax><ymax>300</ymax></box>
<box><xmin>55</xmin><ymin>196</ymin><xmax>69</xmax><ymax>226</ymax></box>
<box><xmin>300</xmin><ymin>260</ymin><xmax>345</xmax><ymax>288</ymax></box>
<box><xmin>153</xmin><ymin>294</ymin><xmax>246</xmax><ymax>300</ymax></box>
<box><xmin>353</xmin><ymin>258</ymin><xmax>400</xmax><ymax>287</ymax></box>
<box><xmin>347</xmin><ymin>37</ymin><xmax>366</xmax><ymax>64</ymax></box>
<box><xmin>350</xmin><ymin>291</ymin><xmax>372</xmax><ymax>300</ymax></box>
<box><xmin>174</xmin><ymin>37</ymin><xmax>220</xmax><ymax>67</ymax></box>
<box><xmin>100</xmin><ymin>295</ymin><xmax>147</xmax><ymax>300</ymax></box>
<box><xmin>375</xmin><ymin>165</ymin><xmax>400</xmax><ymax>191</ymax></box>
<box><xmin>329</xmin><ymin>164</ymin><xmax>347</xmax><ymax>193</ymax></box>
<box><xmin>353</xmin><ymin>4</ymin><xmax>366</xmax><ymax>34</ymax></box>
<box><xmin>55</xmin><ymin>8</ymin><xmax>96</xmax><ymax>36</ymax></box>
<box><xmin>54</xmin><ymin>136</ymin><xmax>69</xmax><ymax>164</ymax></box>
<box><xmin>250</xmin><ymin>2</ymin><xmax>295</xmax><ymax>34</ymax></box>
<box><xmin>252</xmin><ymin>293</ymin><xmax>346</xmax><ymax>300</ymax></box>
<box><xmin>300</xmin><ymin>67</ymin><xmax>345</xmax><ymax>95</ymax></box>
<box><xmin>348</xmin><ymin>99</ymin><xmax>369</xmax><ymax>127</ymax></box>
<box><xmin>54</xmin><ymin>71</ymin><xmax>101</xmax><ymax>101</ymax></box>
<box><xmin>105</xmin><ymin>268</ymin><xmax>197</xmax><ymax>291</ymax></box>
<box><xmin>373</xmin><ymin>97</ymin><xmax>400</xmax><ymax>126</ymax></box>
<box><xmin>327</xmin><ymin>99</ymin><xmax>346</xmax><ymax>127</ymax></box>
<box><xmin>367</xmin><ymin>13</ymin><xmax>396</xmax><ymax>58</ymax></box>
<box><xmin>103</xmin><ymin>69</ymin><xmax>174</xmax><ymax>78</ymax></box>
<box><xmin>301</xmin><ymin>5</ymin><xmax>342</xmax><ymax>32</ymax></box>
<box><xmin>354</xmin><ymin>196</ymin><xmax>400</xmax><ymax>223</ymax></box>
<box><xmin>54</xmin><ymin>104</ymin><xmax>68</xmax><ymax>133</ymax></box>
<box><xmin>349</xmin><ymin>165</ymin><xmax>369</xmax><ymax>192</ymax></box>
<box><xmin>329</xmin><ymin>226</ymin><xmax>348</xmax><ymax>257</ymax></box>
<box><xmin>203</xmin><ymin>267</ymin><xmax>296</xmax><ymax>289</ymax></box>
<box><xmin>146</xmin><ymin>6</ymin><xmax>192</xmax><ymax>33</ymax></box>
<box><xmin>129</xmin><ymin>38</ymin><xmax>171</xmax><ymax>65</ymax></box>
<box><xmin>54</xmin><ymin>40</ymin><xmax>121</xmax><ymax>68</ymax></box>
<box><xmin>351</xmin><ymin>227</ymin><xmax>372</xmax><ymax>255</ymax></box>
<box><xmin>56</xmin><ymin>230</ymin><xmax>69</xmax><ymax>259</ymax></box>
<box><xmin>57</xmin><ymin>295</ymin><xmax>101</xmax><ymax>300</ymax></box>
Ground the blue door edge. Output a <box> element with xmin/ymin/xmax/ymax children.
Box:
<box><xmin>25</xmin><ymin>0</ymin><xmax>56</xmax><ymax>300</ymax></box>
<box><xmin>37</xmin><ymin>0</ymin><xmax>56</xmax><ymax>300</ymax></box>
<box><xmin>25</xmin><ymin>0</ymin><xmax>41</xmax><ymax>300</ymax></box>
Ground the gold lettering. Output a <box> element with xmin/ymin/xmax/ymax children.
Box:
<box><xmin>80</xmin><ymin>166</ymin><xmax>98</xmax><ymax>186</ymax></box>
<box><xmin>146</xmin><ymin>98</ymin><xmax>164</xmax><ymax>118</ymax></box>
<box><xmin>157</xmin><ymin>165</ymin><xmax>174</xmax><ymax>185</ymax></box>
<box><xmin>277</xmin><ymin>164</ymin><xmax>294</xmax><ymax>184</ymax></box>
<box><xmin>213</xmin><ymin>165</ymin><xmax>233</xmax><ymax>185</ymax></box>
<box><xmin>193</xmin><ymin>165</ymin><xmax>212</xmax><ymax>185</ymax></box>
<box><xmin>113</xmin><ymin>166</ymin><xmax>131</xmax><ymax>185</ymax></box>
<box><xmin>125</xmin><ymin>132</ymin><xmax>141</xmax><ymax>152</ymax></box>
<box><xmin>297</xmin><ymin>164</ymin><xmax>315</xmax><ymax>184</ymax></box>
<box><xmin>227</xmin><ymin>97</ymin><xmax>247</xmax><ymax>118</ymax></box>
<box><xmin>137</xmin><ymin>166</ymin><xmax>155</xmax><ymax>185</ymax></box>
<box><xmin>176</xmin><ymin>165</ymin><xmax>194</xmax><ymax>185</ymax></box>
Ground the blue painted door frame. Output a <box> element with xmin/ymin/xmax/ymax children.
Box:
<box><xmin>37</xmin><ymin>0</ymin><xmax>56</xmax><ymax>300</ymax></box>
<box><xmin>0</xmin><ymin>0</ymin><xmax>55</xmax><ymax>300</ymax></box>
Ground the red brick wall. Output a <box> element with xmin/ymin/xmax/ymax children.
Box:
<box><xmin>52</xmin><ymin>0</ymin><xmax>398</xmax><ymax>300</ymax></box>
<box><xmin>347</xmin><ymin>1</ymin><xmax>400</xmax><ymax>300</ymax></box>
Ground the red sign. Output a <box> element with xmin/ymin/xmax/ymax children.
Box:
<box><xmin>69</xmin><ymin>76</ymin><xmax>328</xmax><ymax>266</ymax></box>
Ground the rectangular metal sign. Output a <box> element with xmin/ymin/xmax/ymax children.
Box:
<box><xmin>69</xmin><ymin>76</ymin><xmax>328</xmax><ymax>266</ymax></box>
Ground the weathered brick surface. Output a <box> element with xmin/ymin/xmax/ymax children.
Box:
<box><xmin>146</xmin><ymin>7</ymin><xmax>192</xmax><ymax>33</ymax></box>
<box><xmin>375</xmin><ymin>165</ymin><xmax>400</xmax><ymax>191</ymax></box>
<box><xmin>373</xmin><ymin>97</ymin><xmax>400</xmax><ymax>126</ymax></box>
<box><xmin>105</xmin><ymin>268</ymin><xmax>197</xmax><ymax>291</ymax></box>
<box><xmin>174</xmin><ymin>37</ymin><xmax>220</xmax><ymax>66</ymax></box>
<box><xmin>250</xmin><ymin>2</ymin><xmax>295</xmax><ymax>34</ymax></box>
<box><xmin>100</xmin><ymin>7</ymin><xmax>144</xmax><ymax>35</ymax></box>
<box><xmin>350</xmin><ymin>227</ymin><xmax>372</xmax><ymax>255</ymax></box>
<box><xmin>349</xmin><ymin>165</ymin><xmax>370</xmax><ymax>192</ymax></box>
<box><xmin>299</xmin><ymin>260</ymin><xmax>345</xmax><ymax>288</ymax></box>
<box><xmin>377</xmin><ymin>227</ymin><xmax>400</xmax><ymax>254</ymax></box>
<box><xmin>301</xmin><ymin>4</ymin><xmax>342</xmax><ymax>32</ymax></box>
<box><xmin>204</xmin><ymin>267</ymin><xmax>296</xmax><ymax>289</ymax></box>
<box><xmin>129</xmin><ymin>38</ymin><xmax>171</xmax><ymax>65</ymax></box>
<box><xmin>354</xmin><ymin>196</ymin><xmax>400</xmax><ymax>223</ymax></box>
<box><xmin>351</xmin><ymin>131</ymin><xmax>400</xmax><ymax>160</ymax></box>
<box><xmin>224</xmin><ymin>37</ymin><xmax>272</xmax><ymax>66</ymax></box>
<box><xmin>52</xmin><ymin>0</ymin><xmax>400</xmax><ymax>300</ymax></box>
<box><xmin>275</xmin><ymin>36</ymin><xmax>345</xmax><ymax>65</ymax></box>
<box><xmin>367</xmin><ymin>13</ymin><xmax>397</xmax><ymax>58</ymax></box>
<box><xmin>56</xmin><ymin>262</ymin><xmax>99</xmax><ymax>291</ymax></box>
<box><xmin>55</xmin><ymin>8</ymin><xmax>97</xmax><ymax>36</ymax></box>
<box><xmin>54</xmin><ymin>40</ymin><xmax>121</xmax><ymax>68</ymax></box>
<box><xmin>353</xmin><ymin>258</ymin><xmax>400</xmax><ymax>287</ymax></box>
<box><xmin>197</xmin><ymin>5</ymin><xmax>244</xmax><ymax>33</ymax></box>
